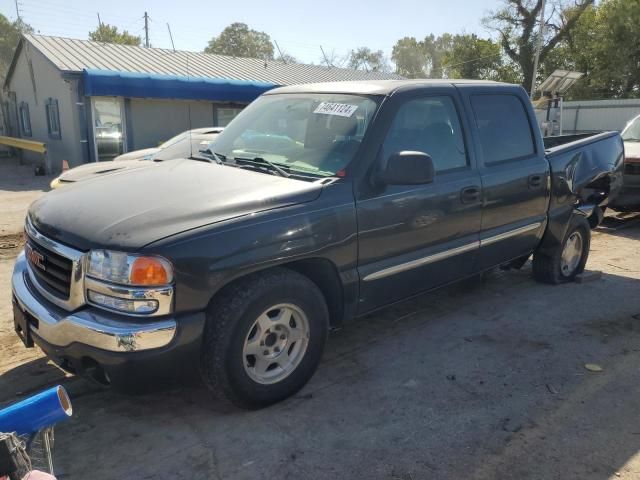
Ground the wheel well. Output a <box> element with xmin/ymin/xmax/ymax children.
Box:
<box><xmin>282</xmin><ymin>258</ymin><xmax>344</xmax><ymax>327</ymax></box>
<box><xmin>207</xmin><ymin>259</ymin><xmax>345</xmax><ymax>328</ymax></box>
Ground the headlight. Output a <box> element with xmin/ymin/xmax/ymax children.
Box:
<box><xmin>87</xmin><ymin>250</ymin><xmax>173</xmax><ymax>286</ymax></box>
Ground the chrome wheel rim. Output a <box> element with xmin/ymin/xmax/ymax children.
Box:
<box><xmin>242</xmin><ymin>303</ymin><xmax>310</xmax><ymax>385</ymax></box>
<box><xmin>560</xmin><ymin>231</ymin><xmax>583</xmax><ymax>277</ymax></box>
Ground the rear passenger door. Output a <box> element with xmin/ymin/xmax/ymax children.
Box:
<box><xmin>356</xmin><ymin>90</ymin><xmax>482</xmax><ymax>313</ymax></box>
<box><xmin>460</xmin><ymin>88</ymin><xmax>549</xmax><ymax>270</ymax></box>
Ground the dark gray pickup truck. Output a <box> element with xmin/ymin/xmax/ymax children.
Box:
<box><xmin>12</xmin><ymin>80</ymin><xmax>624</xmax><ymax>408</ymax></box>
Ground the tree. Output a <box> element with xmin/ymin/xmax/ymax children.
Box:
<box><xmin>0</xmin><ymin>14</ymin><xmax>32</xmax><ymax>79</ymax></box>
<box><xmin>392</xmin><ymin>37</ymin><xmax>428</xmax><ymax>78</ymax></box>
<box><xmin>205</xmin><ymin>23</ymin><xmax>274</xmax><ymax>59</ymax></box>
<box><xmin>543</xmin><ymin>0</ymin><xmax>640</xmax><ymax>99</ymax></box>
<box><xmin>347</xmin><ymin>47</ymin><xmax>390</xmax><ymax>72</ymax></box>
<box><xmin>89</xmin><ymin>24</ymin><xmax>141</xmax><ymax>46</ymax></box>
<box><xmin>484</xmin><ymin>0</ymin><xmax>594</xmax><ymax>91</ymax></box>
<box><xmin>391</xmin><ymin>34</ymin><xmax>457</xmax><ymax>78</ymax></box>
<box><xmin>443</xmin><ymin>34</ymin><xmax>504</xmax><ymax>80</ymax></box>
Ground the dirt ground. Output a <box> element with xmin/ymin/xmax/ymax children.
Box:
<box><xmin>1</xmin><ymin>167</ymin><xmax>639</xmax><ymax>479</ymax></box>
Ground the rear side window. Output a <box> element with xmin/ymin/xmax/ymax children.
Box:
<box><xmin>470</xmin><ymin>94</ymin><xmax>535</xmax><ymax>164</ymax></box>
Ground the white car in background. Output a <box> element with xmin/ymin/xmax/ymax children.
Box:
<box><xmin>50</xmin><ymin>127</ymin><xmax>224</xmax><ymax>189</ymax></box>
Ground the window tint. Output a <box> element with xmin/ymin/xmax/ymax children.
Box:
<box><xmin>19</xmin><ymin>102</ymin><xmax>31</xmax><ymax>137</ymax></box>
<box><xmin>382</xmin><ymin>96</ymin><xmax>467</xmax><ymax>173</ymax></box>
<box><xmin>45</xmin><ymin>98</ymin><xmax>61</xmax><ymax>140</ymax></box>
<box><xmin>470</xmin><ymin>94</ymin><xmax>535</xmax><ymax>164</ymax></box>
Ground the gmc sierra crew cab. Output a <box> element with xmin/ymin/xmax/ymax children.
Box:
<box><xmin>11</xmin><ymin>80</ymin><xmax>624</xmax><ymax>409</ymax></box>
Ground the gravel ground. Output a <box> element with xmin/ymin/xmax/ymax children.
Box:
<box><xmin>0</xmin><ymin>200</ymin><xmax>639</xmax><ymax>479</ymax></box>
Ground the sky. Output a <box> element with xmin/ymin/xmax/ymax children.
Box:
<box><xmin>0</xmin><ymin>0</ymin><xmax>499</xmax><ymax>64</ymax></box>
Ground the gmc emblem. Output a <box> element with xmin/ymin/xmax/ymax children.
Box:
<box><xmin>25</xmin><ymin>243</ymin><xmax>46</xmax><ymax>271</ymax></box>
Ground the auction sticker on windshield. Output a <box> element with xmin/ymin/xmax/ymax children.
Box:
<box><xmin>314</xmin><ymin>102</ymin><xmax>358</xmax><ymax>117</ymax></box>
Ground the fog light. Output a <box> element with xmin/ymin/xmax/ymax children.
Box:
<box><xmin>88</xmin><ymin>290</ymin><xmax>158</xmax><ymax>314</ymax></box>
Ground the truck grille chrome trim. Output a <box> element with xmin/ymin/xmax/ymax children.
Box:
<box><xmin>24</xmin><ymin>217</ymin><xmax>86</xmax><ymax>311</ymax></box>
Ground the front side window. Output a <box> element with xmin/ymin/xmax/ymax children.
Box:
<box><xmin>382</xmin><ymin>96</ymin><xmax>468</xmax><ymax>173</ymax></box>
<box><xmin>470</xmin><ymin>94</ymin><xmax>535</xmax><ymax>164</ymax></box>
<box><xmin>212</xmin><ymin>93</ymin><xmax>379</xmax><ymax>178</ymax></box>
<box><xmin>19</xmin><ymin>102</ymin><xmax>31</xmax><ymax>137</ymax></box>
<box><xmin>45</xmin><ymin>98</ymin><xmax>61</xmax><ymax>139</ymax></box>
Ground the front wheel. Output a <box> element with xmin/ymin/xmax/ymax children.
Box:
<box><xmin>200</xmin><ymin>268</ymin><xmax>329</xmax><ymax>409</ymax></box>
<box><xmin>532</xmin><ymin>216</ymin><xmax>591</xmax><ymax>284</ymax></box>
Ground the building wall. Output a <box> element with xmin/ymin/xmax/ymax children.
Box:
<box><xmin>5</xmin><ymin>42</ymin><xmax>84</xmax><ymax>170</ymax></box>
<box><xmin>535</xmin><ymin>99</ymin><xmax>640</xmax><ymax>134</ymax></box>
<box><xmin>128</xmin><ymin>99</ymin><xmax>216</xmax><ymax>149</ymax></box>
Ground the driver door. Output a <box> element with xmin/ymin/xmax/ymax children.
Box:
<box><xmin>356</xmin><ymin>91</ymin><xmax>482</xmax><ymax>313</ymax></box>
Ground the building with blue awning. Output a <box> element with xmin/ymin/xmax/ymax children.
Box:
<box><xmin>3</xmin><ymin>34</ymin><xmax>401</xmax><ymax>171</ymax></box>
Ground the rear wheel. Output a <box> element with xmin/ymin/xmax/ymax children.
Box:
<box><xmin>200</xmin><ymin>268</ymin><xmax>329</xmax><ymax>409</ymax></box>
<box><xmin>533</xmin><ymin>216</ymin><xmax>591</xmax><ymax>284</ymax></box>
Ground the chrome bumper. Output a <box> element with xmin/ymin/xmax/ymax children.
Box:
<box><xmin>12</xmin><ymin>252</ymin><xmax>177</xmax><ymax>353</ymax></box>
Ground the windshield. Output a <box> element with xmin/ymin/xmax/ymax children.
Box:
<box><xmin>622</xmin><ymin>116</ymin><xmax>640</xmax><ymax>141</ymax></box>
<box><xmin>212</xmin><ymin>93</ymin><xmax>380</xmax><ymax>177</ymax></box>
<box><xmin>153</xmin><ymin>134</ymin><xmax>221</xmax><ymax>161</ymax></box>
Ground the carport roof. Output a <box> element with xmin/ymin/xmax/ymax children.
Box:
<box><xmin>17</xmin><ymin>34</ymin><xmax>403</xmax><ymax>86</ymax></box>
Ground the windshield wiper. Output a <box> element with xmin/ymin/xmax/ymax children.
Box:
<box><xmin>235</xmin><ymin>156</ymin><xmax>290</xmax><ymax>178</ymax></box>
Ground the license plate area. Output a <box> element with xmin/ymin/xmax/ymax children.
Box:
<box><xmin>13</xmin><ymin>297</ymin><xmax>35</xmax><ymax>348</ymax></box>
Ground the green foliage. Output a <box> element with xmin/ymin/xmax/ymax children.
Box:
<box><xmin>347</xmin><ymin>47</ymin><xmax>390</xmax><ymax>72</ymax></box>
<box><xmin>89</xmin><ymin>24</ymin><xmax>141</xmax><ymax>46</ymax></box>
<box><xmin>543</xmin><ymin>0</ymin><xmax>640</xmax><ymax>99</ymax></box>
<box><xmin>0</xmin><ymin>14</ymin><xmax>32</xmax><ymax>79</ymax></box>
<box><xmin>205</xmin><ymin>23</ymin><xmax>274</xmax><ymax>60</ymax></box>
<box><xmin>484</xmin><ymin>0</ymin><xmax>594</xmax><ymax>90</ymax></box>
<box><xmin>391</xmin><ymin>33</ymin><xmax>514</xmax><ymax>81</ymax></box>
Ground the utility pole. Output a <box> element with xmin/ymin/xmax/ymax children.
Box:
<box><xmin>530</xmin><ymin>0</ymin><xmax>547</xmax><ymax>98</ymax></box>
<box><xmin>144</xmin><ymin>12</ymin><xmax>150</xmax><ymax>48</ymax></box>
<box><xmin>320</xmin><ymin>45</ymin><xmax>331</xmax><ymax>68</ymax></box>
<box><xmin>14</xmin><ymin>0</ymin><xmax>22</xmax><ymax>29</ymax></box>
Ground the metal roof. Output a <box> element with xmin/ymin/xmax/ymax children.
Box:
<box><xmin>22</xmin><ymin>34</ymin><xmax>403</xmax><ymax>85</ymax></box>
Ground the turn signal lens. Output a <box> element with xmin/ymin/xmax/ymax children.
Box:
<box><xmin>130</xmin><ymin>257</ymin><xmax>172</xmax><ymax>285</ymax></box>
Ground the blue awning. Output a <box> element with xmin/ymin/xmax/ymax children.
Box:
<box><xmin>82</xmin><ymin>69</ymin><xmax>278</xmax><ymax>102</ymax></box>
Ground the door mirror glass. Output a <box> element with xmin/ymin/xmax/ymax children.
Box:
<box><xmin>377</xmin><ymin>151</ymin><xmax>435</xmax><ymax>185</ymax></box>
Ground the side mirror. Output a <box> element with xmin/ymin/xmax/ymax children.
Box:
<box><xmin>377</xmin><ymin>151</ymin><xmax>435</xmax><ymax>185</ymax></box>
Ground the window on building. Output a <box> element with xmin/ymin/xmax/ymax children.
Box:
<box><xmin>215</xmin><ymin>106</ymin><xmax>244</xmax><ymax>127</ymax></box>
<box><xmin>18</xmin><ymin>102</ymin><xmax>32</xmax><ymax>137</ymax></box>
<box><xmin>45</xmin><ymin>98</ymin><xmax>61</xmax><ymax>139</ymax></box>
<box><xmin>382</xmin><ymin>96</ymin><xmax>468</xmax><ymax>173</ymax></box>
<box><xmin>470</xmin><ymin>94</ymin><xmax>535</xmax><ymax>164</ymax></box>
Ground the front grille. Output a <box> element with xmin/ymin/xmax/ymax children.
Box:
<box><xmin>624</xmin><ymin>163</ymin><xmax>640</xmax><ymax>175</ymax></box>
<box><xmin>25</xmin><ymin>237</ymin><xmax>73</xmax><ymax>299</ymax></box>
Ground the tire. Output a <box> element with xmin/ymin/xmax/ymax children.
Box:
<box><xmin>532</xmin><ymin>216</ymin><xmax>591</xmax><ymax>284</ymax></box>
<box><xmin>200</xmin><ymin>268</ymin><xmax>329</xmax><ymax>409</ymax></box>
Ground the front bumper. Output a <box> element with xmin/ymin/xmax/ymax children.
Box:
<box><xmin>12</xmin><ymin>252</ymin><xmax>205</xmax><ymax>384</ymax></box>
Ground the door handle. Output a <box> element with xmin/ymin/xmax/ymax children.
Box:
<box><xmin>460</xmin><ymin>186</ymin><xmax>480</xmax><ymax>204</ymax></box>
<box><xmin>528</xmin><ymin>175</ymin><xmax>543</xmax><ymax>188</ymax></box>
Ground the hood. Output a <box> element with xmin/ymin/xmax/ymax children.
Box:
<box><xmin>624</xmin><ymin>140</ymin><xmax>640</xmax><ymax>160</ymax></box>
<box><xmin>30</xmin><ymin>160</ymin><xmax>323</xmax><ymax>250</ymax></box>
<box><xmin>113</xmin><ymin>148</ymin><xmax>160</xmax><ymax>162</ymax></box>
<box><xmin>56</xmin><ymin>159</ymin><xmax>154</xmax><ymax>185</ymax></box>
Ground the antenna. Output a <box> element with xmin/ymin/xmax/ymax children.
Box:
<box><xmin>274</xmin><ymin>40</ymin><xmax>287</xmax><ymax>64</ymax></box>
<box><xmin>96</xmin><ymin>12</ymin><xmax>102</xmax><ymax>27</ymax></box>
<box><xmin>185</xmin><ymin>51</ymin><xmax>193</xmax><ymax>158</ymax></box>
<box><xmin>166</xmin><ymin>23</ymin><xmax>175</xmax><ymax>52</ymax></box>
<box><xmin>144</xmin><ymin>12</ymin><xmax>150</xmax><ymax>48</ymax></box>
